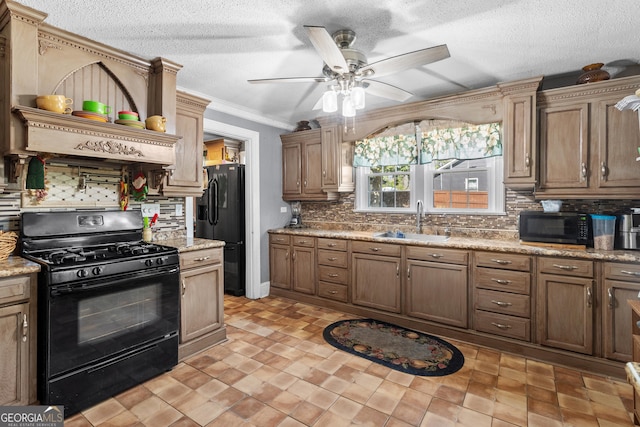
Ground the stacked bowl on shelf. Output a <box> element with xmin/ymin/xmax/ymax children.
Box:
<box><xmin>115</xmin><ymin>110</ymin><xmax>145</xmax><ymax>129</ymax></box>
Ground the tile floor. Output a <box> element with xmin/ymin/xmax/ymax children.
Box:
<box><xmin>65</xmin><ymin>295</ymin><xmax>637</xmax><ymax>427</ymax></box>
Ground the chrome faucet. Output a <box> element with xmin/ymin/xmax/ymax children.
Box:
<box><xmin>416</xmin><ymin>200</ymin><xmax>424</xmax><ymax>234</ymax></box>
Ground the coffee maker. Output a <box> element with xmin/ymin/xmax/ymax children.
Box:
<box><xmin>288</xmin><ymin>201</ymin><xmax>302</xmax><ymax>228</ymax></box>
<box><xmin>616</xmin><ymin>208</ymin><xmax>640</xmax><ymax>250</ymax></box>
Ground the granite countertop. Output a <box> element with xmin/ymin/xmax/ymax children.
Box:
<box><xmin>161</xmin><ymin>237</ymin><xmax>225</xmax><ymax>253</ymax></box>
<box><xmin>0</xmin><ymin>256</ymin><xmax>41</xmax><ymax>277</ymax></box>
<box><xmin>269</xmin><ymin>228</ymin><xmax>640</xmax><ymax>263</ymax></box>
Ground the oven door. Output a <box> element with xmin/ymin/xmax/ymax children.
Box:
<box><xmin>45</xmin><ymin>265</ymin><xmax>180</xmax><ymax>378</ymax></box>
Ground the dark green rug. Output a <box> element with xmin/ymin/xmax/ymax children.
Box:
<box><xmin>323</xmin><ymin>319</ymin><xmax>464</xmax><ymax>376</ymax></box>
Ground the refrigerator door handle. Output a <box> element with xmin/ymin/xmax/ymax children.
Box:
<box><xmin>207</xmin><ymin>179</ymin><xmax>215</xmax><ymax>225</ymax></box>
<box><xmin>213</xmin><ymin>178</ymin><xmax>219</xmax><ymax>225</ymax></box>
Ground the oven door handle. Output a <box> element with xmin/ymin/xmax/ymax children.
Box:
<box><xmin>50</xmin><ymin>266</ymin><xmax>179</xmax><ymax>296</ymax></box>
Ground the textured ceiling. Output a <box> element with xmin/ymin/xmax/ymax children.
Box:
<box><xmin>14</xmin><ymin>0</ymin><xmax>640</xmax><ymax>129</ymax></box>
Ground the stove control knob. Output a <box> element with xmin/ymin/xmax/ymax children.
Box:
<box><xmin>145</xmin><ymin>259</ymin><xmax>154</xmax><ymax>267</ymax></box>
<box><xmin>77</xmin><ymin>269</ymin><xmax>89</xmax><ymax>278</ymax></box>
<box><xmin>156</xmin><ymin>258</ymin><xmax>164</xmax><ymax>266</ymax></box>
<box><xmin>92</xmin><ymin>267</ymin><xmax>103</xmax><ymax>275</ymax></box>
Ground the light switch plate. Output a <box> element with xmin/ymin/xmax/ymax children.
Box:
<box><xmin>141</xmin><ymin>203</ymin><xmax>160</xmax><ymax>217</ymax></box>
<box><xmin>280</xmin><ymin>206</ymin><xmax>287</xmax><ymax>213</ymax></box>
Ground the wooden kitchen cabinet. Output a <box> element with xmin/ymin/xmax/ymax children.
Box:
<box><xmin>320</xmin><ymin>124</ymin><xmax>355</xmax><ymax>193</ymax></box>
<box><xmin>537</xmin><ymin>75</ymin><xmax>640</xmax><ymax>199</ymax></box>
<box><xmin>0</xmin><ymin>274</ymin><xmax>37</xmax><ymax>406</ymax></box>
<box><xmin>405</xmin><ymin>246</ymin><xmax>469</xmax><ymax>328</ymax></box>
<box><xmin>317</xmin><ymin>238</ymin><xmax>349</xmax><ymax>302</ymax></box>
<box><xmin>162</xmin><ymin>91</ymin><xmax>210</xmax><ymax>197</ymax></box>
<box><xmin>351</xmin><ymin>241</ymin><xmax>401</xmax><ymax>313</ymax></box>
<box><xmin>536</xmin><ymin>257</ymin><xmax>594</xmax><ymax>355</ymax></box>
<box><xmin>268</xmin><ymin>234</ymin><xmax>316</xmax><ymax>295</ymax></box>
<box><xmin>603</xmin><ymin>262</ymin><xmax>640</xmax><ymax>362</ymax></box>
<box><xmin>473</xmin><ymin>252</ymin><xmax>532</xmax><ymax>341</ymax></box>
<box><xmin>178</xmin><ymin>247</ymin><xmax>226</xmax><ymax>360</ymax></box>
<box><xmin>281</xmin><ymin>129</ymin><xmax>337</xmax><ymax>201</ymax></box>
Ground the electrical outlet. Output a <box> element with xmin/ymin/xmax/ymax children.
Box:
<box><xmin>175</xmin><ymin>204</ymin><xmax>183</xmax><ymax>216</ymax></box>
<box><xmin>280</xmin><ymin>206</ymin><xmax>287</xmax><ymax>213</ymax></box>
<box><xmin>141</xmin><ymin>203</ymin><xmax>160</xmax><ymax>217</ymax></box>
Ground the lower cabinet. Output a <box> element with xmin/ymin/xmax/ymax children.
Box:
<box><xmin>406</xmin><ymin>246</ymin><xmax>469</xmax><ymax>328</ymax></box>
<box><xmin>603</xmin><ymin>262</ymin><xmax>640</xmax><ymax>362</ymax></box>
<box><xmin>269</xmin><ymin>235</ymin><xmax>291</xmax><ymax>289</ymax></box>
<box><xmin>179</xmin><ymin>247</ymin><xmax>226</xmax><ymax>360</ymax></box>
<box><xmin>536</xmin><ymin>257</ymin><xmax>594</xmax><ymax>355</ymax></box>
<box><xmin>317</xmin><ymin>238</ymin><xmax>349</xmax><ymax>302</ymax></box>
<box><xmin>351</xmin><ymin>241</ymin><xmax>401</xmax><ymax>313</ymax></box>
<box><xmin>0</xmin><ymin>274</ymin><xmax>37</xmax><ymax>406</ymax></box>
<box><xmin>291</xmin><ymin>236</ymin><xmax>316</xmax><ymax>295</ymax></box>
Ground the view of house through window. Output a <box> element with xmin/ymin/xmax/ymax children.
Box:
<box><xmin>354</xmin><ymin>120</ymin><xmax>504</xmax><ymax>214</ymax></box>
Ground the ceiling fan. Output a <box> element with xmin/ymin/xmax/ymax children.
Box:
<box><xmin>248</xmin><ymin>25</ymin><xmax>450</xmax><ymax>117</ymax></box>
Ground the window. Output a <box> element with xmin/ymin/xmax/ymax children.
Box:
<box><xmin>354</xmin><ymin>120</ymin><xmax>504</xmax><ymax>214</ymax></box>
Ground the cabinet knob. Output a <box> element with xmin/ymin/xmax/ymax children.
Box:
<box><xmin>581</xmin><ymin>162</ymin><xmax>587</xmax><ymax>179</ymax></box>
<box><xmin>525</xmin><ymin>154</ymin><xmax>530</xmax><ymax>167</ymax></box>
<box><xmin>601</xmin><ymin>161</ymin><xmax>607</xmax><ymax>180</ymax></box>
<box><xmin>607</xmin><ymin>287</ymin><xmax>614</xmax><ymax>309</ymax></box>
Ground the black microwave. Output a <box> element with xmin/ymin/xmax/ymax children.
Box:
<box><xmin>518</xmin><ymin>211</ymin><xmax>592</xmax><ymax>246</ymax></box>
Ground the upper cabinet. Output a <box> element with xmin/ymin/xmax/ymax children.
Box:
<box><xmin>161</xmin><ymin>91</ymin><xmax>210</xmax><ymax>197</ymax></box>
<box><xmin>537</xmin><ymin>75</ymin><xmax>640</xmax><ymax>199</ymax></box>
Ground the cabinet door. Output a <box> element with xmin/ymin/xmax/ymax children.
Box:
<box><xmin>321</xmin><ymin>125</ymin><xmax>339</xmax><ymax>189</ymax></box>
<box><xmin>282</xmin><ymin>143</ymin><xmax>302</xmax><ymax>197</ymax></box>
<box><xmin>180</xmin><ymin>264</ymin><xmax>224</xmax><ymax>343</ymax></box>
<box><xmin>595</xmin><ymin>96</ymin><xmax>640</xmax><ymax>190</ymax></box>
<box><xmin>503</xmin><ymin>93</ymin><xmax>536</xmax><ymax>187</ymax></box>
<box><xmin>292</xmin><ymin>246</ymin><xmax>316</xmax><ymax>294</ymax></box>
<box><xmin>537</xmin><ymin>273</ymin><xmax>593</xmax><ymax>354</ymax></box>
<box><xmin>270</xmin><ymin>243</ymin><xmax>291</xmax><ymax>289</ymax></box>
<box><xmin>303</xmin><ymin>139</ymin><xmax>323</xmax><ymax>196</ymax></box>
<box><xmin>406</xmin><ymin>260</ymin><xmax>468</xmax><ymax>327</ymax></box>
<box><xmin>0</xmin><ymin>303</ymin><xmax>29</xmax><ymax>406</ymax></box>
<box><xmin>603</xmin><ymin>279</ymin><xmax>640</xmax><ymax>362</ymax></box>
<box><xmin>352</xmin><ymin>253</ymin><xmax>401</xmax><ymax>313</ymax></box>
<box><xmin>538</xmin><ymin>103</ymin><xmax>590</xmax><ymax>190</ymax></box>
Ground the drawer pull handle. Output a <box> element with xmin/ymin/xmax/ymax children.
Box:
<box><xmin>328</xmin><ymin>243</ymin><xmax>337</xmax><ymax>247</ymax></box>
<box><xmin>370</xmin><ymin>247</ymin><xmax>381</xmax><ymax>252</ymax></box>
<box><xmin>194</xmin><ymin>256</ymin><xmax>210</xmax><ymax>262</ymax></box>
<box><xmin>328</xmin><ymin>257</ymin><xmax>338</xmax><ymax>261</ymax></box>
<box><xmin>608</xmin><ymin>287</ymin><xmax>614</xmax><ymax>309</ymax></box>
<box><xmin>298</xmin><ymin>240</ymin><xmax>308</xmax><ymax>244</ymax></box>
<box><xmin>552</xmin><ymin>263</ymin><xmax>578</xmax><ymax>271</ymax></box>
<box><xmin>491</xmin><ymin>278</ymin><xmax>511</xmax><ymax>285</ymax></box>
<box><xmin>491</xmin><ymin>322</ymin><xmax>512</xmax><ymax>330</ymax></box>
<box><xmin>490</xmin><ymin>259</ymin><xmax>512</xmax><ymax>265</ymax></box>
<box><xmin>182</xmin><ymin>279</ymin><xmax>186</xmax><ymax>296</ymax></box>
<box><xmin>275</xmin><ymin>238</ymin><xmax>285</xmax><ymax>242</ymax></box>
<box><xmin>328</xmin><ymin>273</ymin><xmax>339</xmax><ymax>278</ymax></box>
<box><xmin>586</xmin><ymin>287</ymin><xmax>592</xmax><ymax>308</ymax></box>
<box><xmin>491</xmin><ymin>300</ymin><xmax>512</xmax><ymax>307</ymax></box>
<box><xmin>621</xmin><ymin>270</ymin><xmax>640</xmax><ymax>277</ymax></box>
<box><xmin>328</xmin><ymin>290</ymin><xmax>338</xmax><ymax>295</ymax></box>
<box><xmin>430</xmin><ymin>253</ymin><xmax>443</xmax><ymax>259</ymax></box>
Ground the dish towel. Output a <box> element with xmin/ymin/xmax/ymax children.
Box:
<box><xmin>26</xmin><ymin>156</ymin><xmax>46</xmax><ymax>189</ymax></box>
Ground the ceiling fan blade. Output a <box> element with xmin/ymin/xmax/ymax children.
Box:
<box><xmin>304</xmin><ymin>25</ymin><xmax>349</xmax><ymax>74</ymax></box>
<box><xmin>360</xmin><ymin>44</ymin><xmax>450</xmax><ymax>78</ymax></box>
<box><xmin>312</xmin><ymin>95</ymin><xmax>324</xmax><ymax>110</ymax></box>
<box><xmin>248</xmin><ymin>76</ymin><xmax>329</xmax><ymax>84</ymax></box>
<box><xmin>362</xmin><ymin>79</ymin><xmax>414</xmax><ymax>102</ymax></box>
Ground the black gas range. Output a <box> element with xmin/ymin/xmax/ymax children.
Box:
<box><xmin>20</xmin><ymin>210</ymin><xmax>180</xmax><ymax>417</ymax></box>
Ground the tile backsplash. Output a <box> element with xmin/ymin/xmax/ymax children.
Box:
<box><xmin>300</xmin><ymin>190</ymin><xmax>640</xmax><ymax>241</ymax></box>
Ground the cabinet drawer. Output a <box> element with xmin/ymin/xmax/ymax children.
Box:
<box><xmin>538</xmin><ymin>257</ymin><xmax>593</xmax><ymax>277</ymax></box>
<box><xmin>406</xmin><ymin>246</ymin><xmax>468</xmax><ymax>265</ymax></box>
<box><xmin>318</xmin><ymin>249</ymin><xmax>348</xmax><ymax>268</ymax></box>
<box><xmin>0</xmin><ymin>276</ymin><xmax>30</xmax><ymax>305</ymax></box>
<box><xmin>270</xmin><ymin>234</ymin><xmax>290</xmax><ymax>245</ymax></box>
<box><xmin>180</xmin><ymin>247</ymin><xmax>223</xmax><ymax>270</ymax></box>
<box><xmin>318</xmin><ymin>282</ymin><xmax>348</xmax><ymax>302</ymax></box>
<box><xmin>474</xmin><ymin>252</ymin><xmax>531</xmax><ymax>271</ymax></box>
<box><xmin>475</xmin><ymin>310</ymin><xmax>530</xmax><ymax>341</ymax></box>
<box><xmin>475</xmin><ymin>289</ymin><xmax>530</xmax><ymax>317</ymax></box>
<box><xmin>352</xmin><ymin>241</ymin><xmax>401</xmax><ymax>257</ymax></box>
<box><xmin>292</xmin><ymin>236</ymin><xmax>315</xmax><ymax>247</ymax></box>
<box><xmin>474</xmin><ymin>267</ymin><xmax>531</xmax><ymax>294</ymax></box>
<box><xmin>604</xmin><ymin>262</ymin><xmax>640</xmax><ymax>282</ymax></box>
<box><xmin>318</xmin><ymin>265</ymin><xmax>348</xmax><ymax>285</ymax></box>
<box><xmin>317</xmin><ymin>238</ymin><xmax>347</xmax><ymax>251</ymax></box>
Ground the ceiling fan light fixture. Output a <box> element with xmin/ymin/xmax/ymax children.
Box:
<box><xmin>322</xmin><ymin>89</ymin><xmax>338</xmax><ymax>113</ymax></box>
<box><xmin>352</xmin><ymin>86</ymin><xmax>365</xmax><ymax>110</ymax></box>
<box><xmin>342</xmin><ymin>95</ymin><xmax>356</xmax><ymax>118</ymax></box>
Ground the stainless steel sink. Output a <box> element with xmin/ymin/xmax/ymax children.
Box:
<box><xmin>372</xmin><ymin>231</ymin><xmax>450</xmax><ymax>242</ymax></box>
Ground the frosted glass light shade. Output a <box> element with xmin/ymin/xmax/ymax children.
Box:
<box><xmin>342</xmin><ymin>95</ymin><xmax>356</xmax><ymax>117</ymax></box>
<box><xmin>352</xmin><ymin>86</ymin><xmax>365</xmax><ymax>109</ymax></box>
<box><xmin>322</xmin><ymin>90</ymin><xmax>338</xmax><ymax>113</ymax></box>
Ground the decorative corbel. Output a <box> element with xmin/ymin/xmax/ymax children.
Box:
<box><xmin>7</xmin><ymin>154</ymin><xmax>30</xmax><ymax>183</ymax></box>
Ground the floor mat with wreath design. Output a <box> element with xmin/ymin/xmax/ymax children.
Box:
<box><xmin>323</xmin><ymin>318</ymin><xmax>464</xmax><ymax>376</ymax></box>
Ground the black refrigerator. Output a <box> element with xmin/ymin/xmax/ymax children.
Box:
<box><xmin>196</xmin><ymin>164</ymin><xmax>246</xmax><ymax>296</ymax></box>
